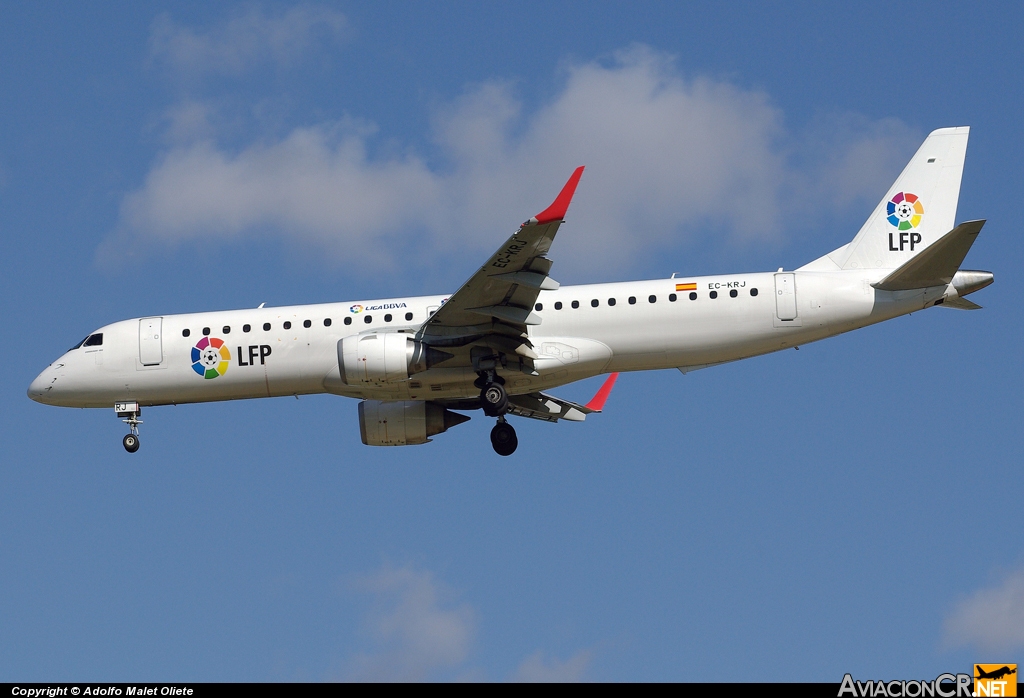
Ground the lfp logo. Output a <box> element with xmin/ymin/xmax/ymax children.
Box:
<box><xmin>350</xmin><ymin>304</ymin><xmax>364</xmax><ymax>314</ymax></box>
<box><xmin>887</xmin><ymin>192</ymin><xmax>924</xmax><ymax>231</ymax></box>
<box><xmin>192</xmin><ymin>337</ymin><xmax>231</xmax><ymax>379</ymax></box>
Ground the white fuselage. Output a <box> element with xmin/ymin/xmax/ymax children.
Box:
<box><xmin>28</xmin><ymin>268</ymin><xmax>949</xmax><ymax>410</ymax></box>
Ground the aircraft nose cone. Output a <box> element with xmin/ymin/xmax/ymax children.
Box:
<box><xmin>27</xmin><ymin>369</ymin><xmax>53</xmax><ymax>403</ymax></box>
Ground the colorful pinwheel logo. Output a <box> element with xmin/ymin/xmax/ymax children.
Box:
<box><xmin>191</xmin><ymin>337</ymin><xmax>231</xmax><ymax>379</ymax></box>
<box><xmin>350</xmin><ymin>304</ymin><xmax>364</xmax><ymax>314</ymax></box>
<box><xmin>887</xmin><ymin>192</ymin><xmax>924</xmax><ymax>231</ymax></box>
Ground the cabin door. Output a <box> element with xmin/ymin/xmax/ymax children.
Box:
<box><xmin>139</xmin><ymin>317</ymin><xmax>163</xmax><ymax>365</ymax></box>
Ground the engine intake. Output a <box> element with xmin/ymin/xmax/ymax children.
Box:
<box><xmin>358</xmin><ymin>400</ymin><xmax>471</xmax><ymax>446</ymax></box>
<box><xmin>339</xmin><ymin>332</ymin><xmax>452</xmax><ymax>385</ymax></box>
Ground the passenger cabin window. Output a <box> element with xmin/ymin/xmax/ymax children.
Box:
<box><xmin>344</xmin><ymin>317</ymin><xmax>352</xmax><ymax>325</ymax></box>
<box><xmin>203</xmin><ymin>327</ymin><xmax>210</xmax><ymax>336</ymax></box>
<box><xmin>591</xmin><ymin>299</ymin><xmax>599</xmax><ymax>307</ymax></box>
<box><xmin>283</xmin><ymin>321</ymin><xmax>292</xmax><ymax>330</ymax></box>
<box><xmin>384</xmin><ymin>314</ymin><xmax>392</xmax><ymax>322</ymax></box>
<box><xmin>669</xmin><ymin>293</ymin><xmax>677</xmax><ymax>302</ymax></box>
<box><xmin>182</xmin><ymin>329</ymin><xmax>191</xmax><ymax>338</ymax></box>
<box><xmin>608</xmin><ymin>298</ymin><xmax>616</xmax><ymax>306</ymax></box>
<box><xmin>710</xmin><ymin>291</ymin><xmax>718</xmax><ymax>299</ymax></box>
<box><xmin>571</xmin><ymin>300</ymin><xmax>580</xmax><ymax>309</ymax></box>
<box><xmin>364</xmin><ymin>315</ymin><xmax>373</xmax><ymax>324</ymax></box>
<box><xmin>535</xmin><ymin>303</ymin><xmax>543</xmax><ymax>311</ymax></box>
<box><xmin>730</xmin><ymin>289</ymin><xmax>738</xmax><ymax>298</ymax></box>
<box><xmin>405</xmin><ymin>312</ymin><xmax>413</xmax><ymax>321</ymax></box>
<box><xmin>263</xmin><ymin>323</ymin><xmax>271</xmax><ymax>331</ymax></box>
<box><xmin>243</xmin><ymin>324</ymin><xmax>251</xmax><ymax>333</ymax></box>
<box><xmin>628</xmin><ymin>296</ymin><xmax>636</xmax><ymax>305</ymax></box>
<box><xmin>223</xmin><ymin>326</ymin><xmax>231</xmax><ymax>334</ymax></box>
<box><xmin>324</xmin><ymin>318</ymin><xmax>332</xmax><ymax>326</ymax></box>
<box><xmin>553</xmin><ymin>301</ymin><xmax>562</xmax><ymax>310</ymax></box>
<box><xmin>303</xmin><ymin>319</ymin><xmax>311</xmax><ymax>328</ymax></box>
<box><xmin>83</xmin><ymin>333</ymin><xmax>103</xmax><ymax>347</ymax></box>
<box><xmin>649</xmin><ymin>295</ymin><xmax>657</xmax><ymax>303</ymax></box>
<box><xmin>750</xmin><ymin>288</ymin><xmax>759</xmax><ymax>296</ymax></box>
<box><xmin>689</xmin><ymin>292</ymin><xmax>697</xmax><ymax>301</ymax></box>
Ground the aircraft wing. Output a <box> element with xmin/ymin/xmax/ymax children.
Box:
<box><xmin>505</xmin><ymin>373</ymin><xmax>619</xmax><ymax>423</ymax></box>
<box><xmin>420</xmin><ymin>167</ymin><xmax>584</xmax><ymax>344</ymax></box>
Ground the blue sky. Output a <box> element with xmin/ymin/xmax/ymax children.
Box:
<box><xmin>2</xmin><ymin>1</ymin><xmax>1022</xmax><ymax>682</ymax></box>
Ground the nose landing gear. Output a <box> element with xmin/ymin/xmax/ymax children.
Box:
<box><xmin>123</xmin><ymin>433</ymin><xmax>140</xmax><ymax>453</ymax></box>
<box><xmin>115</xmin><ymin>402</ymin><xmax>142</xmax><ymax>453</ymax></box>
<box><xmin>490</xmin><ymin>418</ymin><xmax>518</xmax><ymax>456</ymax></box>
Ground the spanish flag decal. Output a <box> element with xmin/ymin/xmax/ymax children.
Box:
<box><xmin>675</xmin><ymin>282</ymin><xmax>697</xmax><ymax>292</ymax></box>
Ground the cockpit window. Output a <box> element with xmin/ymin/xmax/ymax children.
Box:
<box><xmin>83</xmin><ymin>333</ymin><xmax>103</xmax><ymax>347</ymax></box>
<box><xmin>68</xmin><ymin>336</ymin><xmax>88</xmax><ymax>352</ymax></box>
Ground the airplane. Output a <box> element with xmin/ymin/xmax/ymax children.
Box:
<box><xmin>28</xmin><ymin>126</ymin><xmax>993</xmax><ymax>456</ymax></box>
<box><xmin>975</xmin><ymin>666</ymin><xmax>1016</xmax><ymax>681</ymax></box>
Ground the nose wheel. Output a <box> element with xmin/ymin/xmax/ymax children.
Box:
<box><xmin>490</xmin><ymin>418</ymin><xmax>518</xmax><ymax>456</ymax></box>
<box><xmin>115</xmin><ymin>401</ymin><xmax>142</xmax><ymax>453</ymax></box>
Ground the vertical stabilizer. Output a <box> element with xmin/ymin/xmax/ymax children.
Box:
<box><xmin>830</xmin><ymin>127</ymin><xmax>969</xmax><ymax>271</ymax></box>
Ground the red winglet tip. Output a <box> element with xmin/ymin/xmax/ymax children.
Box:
<box><xmin>534</xmin><ymin>166</ymin><xmax>585</xmax><ymax>224</ymax></box>
<box><xmin>584</xmin><ymin>372</ymin><xmax>619</xmax><ymax>412</ymax></box>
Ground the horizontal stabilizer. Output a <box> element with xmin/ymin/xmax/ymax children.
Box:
<box><xmin>872</xmin><ymin>220</ymin><xmax>985</xmax><ymax>291</ymax></box>
<box><xmin>940</xmin><ymin>297</ymin><xmax>982</xmax><ymax>310</ymax></box>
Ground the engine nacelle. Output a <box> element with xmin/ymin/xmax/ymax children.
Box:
<box><xmin>358</xmin><ymin>400</ymin><xmax>470</xmax><ymax>446</ymax></box>
<box><xmin>338</xmin><ymin>332</ymin><xmax>451</xmax><ymax>385</ymax></box>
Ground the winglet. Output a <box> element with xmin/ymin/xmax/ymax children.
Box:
<box><xmin>584</xmin><ymin>372</ymin><xmax>619</xmax><ymax>412</ymax></box>
<box><xmin>533</xmin><ymin>166</ymin><xmax>585</xmax><ymax>224</ymax></box>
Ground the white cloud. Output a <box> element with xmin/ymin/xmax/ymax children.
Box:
<box><xmin>339</xmin><ymin>564</ymin><xmax>593</xmax><ymax>682</ymax></box>
<box><xmin>344</xmin><ymin>565</ymin><xmax>476</xmax><ymax>681</ymax></box>
<box><xmin>944</xmin><ymin>569</ymin><xmax>1024</xmax><ymax>652</ymax></box>
<box><xmin>150</xmin><ymin>5</ymin><xmax>347</xmax><ymax>77</ymax></box>
<box><xmin>112</xmin><ymin>44</ymin><xmax>918</xmax><ymax>276</ymax></box>
<box><xmin>511</xmin><ymin>650</ymin><xmax>592</xmax><ymax>682</ymax></box>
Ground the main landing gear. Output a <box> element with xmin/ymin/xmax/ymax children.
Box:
<box><xmin>490</xmin><ymin>418</ymin><xmax>518</xmax><ymax>456</ymax></box>
<box><xmin>477</xmin><ymin>372</ymin><xmax>517</xmax><ymax>456</ymax></box>
<box><xmin>115</xmin><ymin>401</ymin><xmax>142</xmax><ymax>453</ymax></box>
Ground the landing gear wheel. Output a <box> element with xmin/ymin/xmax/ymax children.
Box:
<box><xmin>481</xmin><ymin>382</ymin><xmax>508</xmax><ymax>416</ymax></box>
<box><xmin>123</xmin><ymin>434</ymin><xmax>140</xmax><ymax>453</ymax></box>
<box><xmin>490</xmin><ymin>421</ymin><xmax>518</xmax><ymax>456</ymax></box>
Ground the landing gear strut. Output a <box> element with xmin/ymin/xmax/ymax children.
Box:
<box><xmin>490</xmin><ymin>418</ymin><xmax>518</xmax><ymax>456</ymax></box>
<box><xmin>115</xmin><ymin>401</ymin><xmax>142</xmax><ymax>453</ymax></box>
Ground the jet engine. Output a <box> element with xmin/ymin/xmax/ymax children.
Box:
<box><xmin>338</xmin><ymin>332</ymin><xmax>452</xmax><ymax>385</ymax></box>
<box><xmin>358</xmin><ymin>400</ymin><xmax>470</xmax><ymax>446</ymax></box>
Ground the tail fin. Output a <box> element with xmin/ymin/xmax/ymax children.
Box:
<box><xmin>808</xmin><ymin>127</ymin><xmax>970</xmax><ymax>271</ymax></box>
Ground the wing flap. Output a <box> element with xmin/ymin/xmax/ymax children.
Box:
<box><xmin>466</xmin><ymin>305</ymin><xmax>543</xmax><ymax>325</ymax></box>
<box><xmin>505</xmin><ymin>373</ymin><xmax>618</xmax><ymax>423</ymax></box>
<box><xmin>506</xmin><ymin>391</ymin><xmax>593</xmax><ymax>423</ymax></box>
